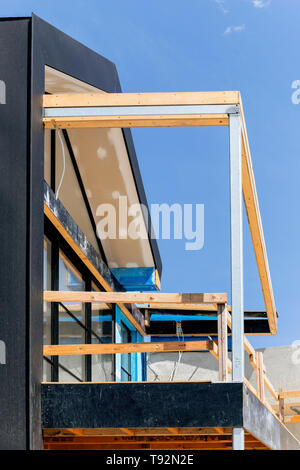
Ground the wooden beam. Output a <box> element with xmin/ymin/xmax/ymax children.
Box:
<box><xmin>256</xmin><ymin>351</ymin><xmax>265</xmax><ymax>402</ymax></box>
<box><xmin>43</xmin><ymin>91</ymin><xmax>240</xmax><ymax>108</ymax></box>
<box><xmin>240</xmin><ymin>99</ymin><xmax>277</xmax><ymax>334</ymax></box>
<box><xmin>43</xmin><ymin>290</ymin><xmax>227</xmax><ymax>305</ymax></box>
<box><xmin>43</xmin><ymin>114</ymin><xmax>229</xmax><ymax>129</ymax></box>
<box><xmin>279</xmin><ymin>390</ymin><xmax>300</xmax><ymax>399</ymax></box>
<box><xmin>43</xmin><ymin>427</ymin><xmax>235</xmax><ymax>437</ymax></box>
<box><xmin>43</xmin><ymin>340</ymin><xmax>215</xmax><ymax>356</ymax></box>
<box><xmin>44</xmin><ymin>203</ymin><xmax>146</xmax><ymax>336</ymax></box>
<box><xmin>120</xmin><ymin>428</ymin><xmax>135</xmax><ymax>436</ymax></box>
<box><xmin>217</xmin><ymin>304</ymin><xmax>228</xmax><ymax>382</ymax></box>
<box><xmin>167</xmin><ymin>428</ymin><xmax>180</xmax><ymax>435</ymax></box>
<box><xmin>214</xmin><ymin>428</ymin><xmax>225</xmax><ymax>435</ymax></box>
<box><xmin>285</xmin><ymin>415</ymin><xmax>300</xmax><ymax>424</ymax></box>
<box><xmin>279</xmin><ymin>389</ymin><xmax>285</xmax><ymax>423</ymax></box>
<box><xmin>44</xmin><ymin>442</ymin><xmax>266</xmax><ymax>450</ymax></box>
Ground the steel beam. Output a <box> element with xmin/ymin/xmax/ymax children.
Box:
<box><xmin>229</xmin><ymin>113</ymin><xmax>244</xmax><ymax>450</ymax></box>
<box><xmin>232</xmin><ymin>427</ymin><xmax>245</xmax><ymax>450</ymax></box>
<box><xmin>44</xmin><ymin>104</ymin><xmax>240</xmax><ymax>118</ymax></box>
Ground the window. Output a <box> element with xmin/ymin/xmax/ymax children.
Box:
<box><xmin>58</xmin><ymin>251</ymin><xmax>86</xmax><ymax>382</ymax></box>
<box><xmin>121</xmin><ymin>322</ymin><xmax>132</xmax><ymax>381</ymax></box>
<box><xmin>91</xmin><ymin>282</ymin><xmax>114</xmax><ymax>382</ymax></box>
<box><xmin>42</xmin><ymin>227</ymin><xmax>115</xmax><ymax>383</ymax></box>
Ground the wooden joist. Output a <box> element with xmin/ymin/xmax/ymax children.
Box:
<box><xmin>217</xmin><ymin>304</ymin><xmax>228</xmax><ymax>382</ymax></box>
<box><xmin>43</xmin><ymin>91</ymin><xmax>240</xmax><ymax>108</ymax></box>
<box><xmin>279</xmin><ymin>390</ymin><xmax>300</xmax><ymax>399</ymax></box>
<box><xmin>256</xmin><ymin>351</ymin><xmax>265</xmax><ymax>402</ymax></box>
<box><xmin>43</xmin><ymin>427</ymin><xmax>234</xmax><ymax>437</ymax></box>
<box><xmin>43</xmin><ymin>340</ymin><xmax>215</xmax><ymax>356</ymax></box>
<box><xmin>43</xmin><ymin>114</ymin><xmax>229</xmax><ymax>129</ymax></box>
<box><xmin>285</xmin><ymin>416</ymin><xmax>300</xmax><ymax>424</ymax></box>
<box><xmin>240</xmin><ymin>98</ymin><xmax>277</xmax><ymax>334</ymax></box>
<box><xmin>43</xmin><ymin>290</ymin><xmax>227</xmax><ymax>305</ymax></box>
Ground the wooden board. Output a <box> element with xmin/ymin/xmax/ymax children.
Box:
<box><xmin>43</xmin><ymin>114</ymin><xmax>229</xmax><ymax>129</ymax></box>
<box><xmin>43</xmin><ymin>91</ymin><xmax>240</xmax><ymax>108</ymax></box>
<box><xmin>43</xmin><ymin>290</ymin><xmax>227</xmax><ymax>305</ymax></box>
<box><xmin>240</xmin><ymin>97</ymin><xmax>277</xmax><ymax>334</ymax></box>
<box><xmin>279</xmin><ymin>390</ymin><xmax>300</xmax><ymax>399</ymax></box>
<box><xmin>43</xmin><ymin>340</ymin><xmax>214</xmax><ymax>356</ymax></box>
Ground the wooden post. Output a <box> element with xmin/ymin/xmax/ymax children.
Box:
<box><xmin>256</xmin><ymin>351</ymin><xmax>265</xmax><ymax>402</ymax></box>
<box><xmin>279</xmin><ymin>389</ymin><xmax>285</xmax><ymax>423</ymax></box>
<box><xmin>217</xmin><ymin>303</ymin><xmax>228</xmax><ymax>382</ymax></box>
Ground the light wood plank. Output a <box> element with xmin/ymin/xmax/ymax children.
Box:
<box><xmin>256</xmin><ymin>351</ymin><xmax>265</xmax><ymax>402</ymax></box>
<box><xmin>240</xmin><ymin>99</ymin><xmax>277</xmax><ymax>334</ymax></box>
<box><xmin>43</xmin><ymin>290</ymin><xmax>227</xmax><ymax>305</ymax></box>
<box><xmin>43</xmin><ymin>340</ymin><xmax>214</xmax><ymax>356</ymax></box>
<box><xmin>43</xmin><ymin>114</ymin><xmax>229</xmax><ymax>129</ymax></box>
<box><xmin>43</xmin><ymin>91</ymin><xmax>240</xmax><ymax>108</ymax></box>
<box><xmin>217</xmin><ymin>304</ymin><xmax>228</xmax><ymax>382</ymax></box>
<box><xmin>279</xmin><ymin>390</ymin><xmax>300</xmax><ymax>399</ymax></box>
<box><xmin>120</xmin><ymin>428</ymin><xmax>135</xmax><ymax>436</ymax></box>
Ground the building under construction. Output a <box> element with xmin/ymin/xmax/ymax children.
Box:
<box><xmin>0</xmin><ymin>14</ymin><xmax>299</xmax><ymax>451</ymax></box>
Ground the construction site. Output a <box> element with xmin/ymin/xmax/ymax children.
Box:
<box><xmin>0</xmin><ymin>14</ymin><xmax>300</xmax><ymax>452</ymax></box>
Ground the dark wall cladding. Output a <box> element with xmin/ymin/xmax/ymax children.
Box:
<box><xmin>0</xmin><ymin>18</ymin><xmax>31</xmax><ymax>450</ymax></box>
<box><xmin>42</xmin><ymin>382</ymin><xmax>244</xmax><ymax>429</ymax></box>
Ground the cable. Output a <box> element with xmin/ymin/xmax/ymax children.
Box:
<box><xmin>55</xmin><ymin>126</ymin><xmax>66</xmax><ymax>200</ymax></box>
<box><xmin>169</xmin><ymin>322</ymin><xmax>184</xmax><ymax>381</ymax></box>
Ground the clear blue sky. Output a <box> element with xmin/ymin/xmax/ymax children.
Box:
<box><xmin>2</xmin><ymin>0</ymin><xmax>300</xmax><ymax>348</ymax></box>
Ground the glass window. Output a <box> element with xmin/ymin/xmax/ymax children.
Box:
<box><xmin>43</xmin><ymin>237</ymin><xmax>52</xmax><ymax>381</ymax></box>
<box><xmin>58</xmin><ymin>251</ymin><xmax>85</xmax><ymax>382</ymax></box>
<box><xmin>91</xmin><ymin>282</ymin><xmax>114</xmax><ymax>382</ymax></box>
<box><xmin>121</xmin><ymin>322</ymin><xmax>132</xmax><ymax>381</ymax></box>
<box><xmin>44</xmin><ymin>129</ymin><xmax>51</xmax><ymax>186</ymax></box>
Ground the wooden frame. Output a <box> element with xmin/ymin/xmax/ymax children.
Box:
<box><xmin>43</xmin><ymin>91</ymin><xmax>277</xmax><ymax>334</ymax></box>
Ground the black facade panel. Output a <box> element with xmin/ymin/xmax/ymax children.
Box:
<box><xmin>148</xmin><ymin>319</ymin><xmax>270</xmax><ymax>335</ymax></box>
<box><xmin>0</xmin><ymin>18</ymin><xmax>31</xmax><ymax>450</ymax></box>
<box><xmin>42</xmin><ymin>382</ymin><xmax>244</xmax><ymax>429</ymax></box>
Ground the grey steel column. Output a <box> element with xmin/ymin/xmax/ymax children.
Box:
<box><xmin>229</xmin><ymin>113</ymin><xmax>245</xmax><ymax>450</ymax></box>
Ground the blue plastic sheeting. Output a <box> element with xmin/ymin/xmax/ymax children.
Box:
<box><xmin>150</xmin><ymin>314</ymin><xmax>217</xmax><ymax>322</ymax></box>
<box><xmin>111</xmin><ymin>267</ymin><xmax>159</xmax><ymax>291</ymax></box>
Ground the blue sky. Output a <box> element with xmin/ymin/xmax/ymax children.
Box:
<box><xmin>2</xmin><ymin>0</ymin><xmax>300</xmax><ymax>348</ymax></box>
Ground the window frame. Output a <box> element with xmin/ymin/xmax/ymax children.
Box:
<box><xmin>44</xmin><ymin>217</ymin><xmax>116</xmax><ymax>382</ymax></box>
